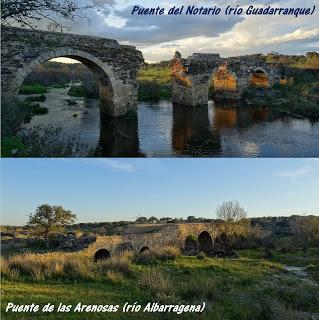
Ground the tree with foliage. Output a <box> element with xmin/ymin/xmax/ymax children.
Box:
<box><xmin>135</xmin><ymin>216</ymin><xmax>148</xmax><ymax>224</ymax></box>
<box><xmin>290</xmin><ymin>216</ymin><xmax>319</xmax><ymax>252</ymax></box>
<box><xmin>1</xmin><ymin>0</ymin><xmax>92</xmax><ymax>30</ymax></box>
<box><xmin>215</xmin><ymin>200</ymin><xmax>250</xmax><ymax>250</ymax></box>
<box><xmin>28</xmin><ymin>204</ymin><xmax>76</xmax><ymax>247</ymax></box>
<box><xmin>148</xmin><ymin>216</ymin><xmax>159</xmax><ymax>224</ymax></box>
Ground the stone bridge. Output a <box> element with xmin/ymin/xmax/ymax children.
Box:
<box><xmin>83</xmin><ymin>223</ymin><xmax>222</xmax><ymax>260</ymax></box>
<box><xmin>1</xmin><ymin>26</ymin><xmax>144</xmax><ymax>116</ymax></box>
<box><xmin>170</xmin><ymin>51</ymin><xmax>285</xmax><ymax>106</ymax></box>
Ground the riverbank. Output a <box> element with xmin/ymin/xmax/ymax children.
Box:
<box><xmin>243</xmin><ymin>71</ymin><xmax>319</xmax><ymax>121</ymax></box>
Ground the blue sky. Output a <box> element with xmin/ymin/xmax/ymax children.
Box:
<box><xmin>1</xmin><ymin>158</ymin><xmax>318</xmax><ymax>225</ymax></box>
<box><xmin>52</xmin><ymin>0</ymin><xmax>319</xmax><ymax>62</ymax></box>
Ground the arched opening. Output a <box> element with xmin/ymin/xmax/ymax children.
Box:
<box><xmin>249</xmin><ymin>70</ymin><xmax>270</xmax><ymax>88</ymax></box>
<box><xmin>17</xmin><ymin>52</ymin><xmax>114</xmax><ymax>110</ymax></box>
<box><xmin>280</xmin><ymin>76</ymin><xmax>288</xmax><ymax>85</ymax></box>
<box><xmin>15</xmin><ymin>48</ymin><xmax>115</xmax><ymax>102</ymax></box>
<box><xmin>212</xmin><ymin>64</ymin><xmax>237</xmax><ymax>94</ymax></box>
<box><xmin>139</xmin><ymin>246</ymin><xmax>150</xmax><ymax>254</ymax></box>
<box><xmin>94</xmin><ymin>248</ymin><xmax>111</xmax><ymax>261</ymax></box>
<box><xmin>12</xmin><ymin>49</ymin><xmax>117</xmax><ymax>156</ymax></box>
<box><xmin>198</xmin><ymin>231</ymin><xmax>214</xmax><ymax>255</ymax></box>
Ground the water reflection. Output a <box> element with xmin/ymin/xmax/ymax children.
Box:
<box><xmin>172</xmin><ymin>103</ymin><xmax>221</xmax><ymax>156</ymax></box>
<box><xmin>212</xmin><ymin>102</ymin><xmax>272</xmax><ymax>130</ymax></box>
<box><xmin>21</xmin><ymin>87</ymin><xmax>319</xmax><ymax>157</ymax></box>
<box><xmin>97</xmin><ymin>115</ymin><xmax>141</xmax><ymax>157</ymax></box>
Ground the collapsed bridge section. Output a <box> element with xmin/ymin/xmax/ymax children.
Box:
<box><xmin>170</xmin><ymin>51</ymin><xmax>284</xmax><ymax>106</ymax></box>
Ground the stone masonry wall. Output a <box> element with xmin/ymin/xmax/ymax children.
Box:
<box><xmin>83</xmin><ymin>223</ymin><xmax>218</xmax><ymax>257</ymax></box>
<box><xmin>170</xmin><ymin>52</ymin><xmax>284</xmax><ymax>106</ymax></box>
<box><xmin>1</xmin><ymin>26</ymin><xmax>144</xmax><ymax>116</ymax></box>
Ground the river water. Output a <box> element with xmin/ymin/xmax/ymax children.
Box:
<box><xmin>21</xmin><ymin>87</ymin><xmax>319</xmax><ymax>157</ymax></box>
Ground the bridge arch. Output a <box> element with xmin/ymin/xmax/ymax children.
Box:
<box><xmin>94</xmin><ymin>248</ymin><xmax>111</xmax><ymax>261</ymax></box>
<box><xmin>210</xmin><ymin>65</ymin><xmax>238</xmax><ymax>91</ymax></box>
<box><xmin>13</xmin><ymin>48</ymin><xmax>118</xmax><ymax>114</ymax></box>
<box><xmin>139</xmin><ymin>246</ymin><xmax>150</xmax><ymax>254</ymax></box>
<box><xmin>198</xmin><ymin>231</ymin><xmax>214</xmax><ymax>255</ymax></box>
<box><xmin>249</xmin><ymin>68</ymin><xmax>270</xmax><ymax>88</ymax></box>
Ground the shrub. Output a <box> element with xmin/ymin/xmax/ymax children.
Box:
<box><xmin>156</xmin><ymin>246</ymin><xmax>181</xmax><ymax>261</ymax></box>
<box><xmin>266</xmin><ymin>300</ymin><xmax>301</xmax><ymax>320</ymax></box>
<box><xmin>139</xmin><ymin>268</ymin><xmax>174</xmax><ymax>298</ymax></box>
<box><xmin>68</xmin><ymin>85</ymin><xmax>86</xmax><ymax>97</ymax></box>
<box><xmin>1</xmin><ymin>98</ymin><xmax>33</xmax><ymax>136</ymax></box>
<box><xmin>106</xmin><ymin>270</ymin><xmax>124</xmax><ymax>284</ymax></box>
<box><xmin>25</xmin><ymin>95</ymin><xmax>46</xmax><ymax>102</ymax></box>
<box><xmin>197</xmin><ymin>251</ymin><xmax>206</xmax><ymax>259</ymax></box>
<box><xmin>17</xmin><ymin>126</ymin><xmax>87</xmax><ymax>157</ymax></box>
<box><xmin>186</xmin><ymin>235</ymin><xmax>198</xmax><ymax>243</ymax></box>
<box><xmin>1</xmin><ymin>136</ymin><xmax>26</xmax><ymax>157</ymax></box>
<box><xmin>96</xmin><ymin>255</ymin><xmax>132</xmax><ymax>276</ymax></box>
<box><xmin>19</xmin><ymin>84</ymin><xmax>47</xmax><ymax>95</ymax></box>
<box><xmin>138</xmin><ymin>81</ymin><xmax>171</xmax><ymax>101</ymax></box>
<box><xmin>178</xmin><ymin>276</ymin><xmax>218</xmax><ymax>301</ymax></box>
<box><xmin>133</xmin><ymin>246</ymin><xmax>180</xmax><ymax>265</ymax></box>
<box><xmin>2</xmin><ymin>252</ymin><xmax>94</xmax><ymax>281</ymax></box>
<box><xmin>31</xmin><ymin>104</ymin><xmax>48</xmax><ymax>115</ymax></box>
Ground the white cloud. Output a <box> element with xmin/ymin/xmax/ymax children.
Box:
<box><xmin>258</xmin><ymin>27</ymin><xmax>319</xmax><ymax>45</ymax></box>
<box><xmin>80</xmin><ymin>159</ymin><xmax>135</xmax><ymax>172</ymax></box>
<box><xmin>60</xmin><ymin>0</ymin><xmax>319</xmax><ymax>61</ymax></box>
<box><xmin>275</xmin><ymin>164</ymin><xmax>312</xmax><ymax>182</ymax></box>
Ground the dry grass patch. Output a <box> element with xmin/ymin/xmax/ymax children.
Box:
<box><xmin>134</xmin><ymin>246</ymin><xmax>181</xmax><ymax>265</ymax></box>
<box><xmin>139</xmin><ymin>268</ymin><xmax>174</xmax><ymax>299</ymax></box>
<box><xmin>95</xmin><ymin>255</ymin><xmax>132</xmax><ymax>276</ymax></box>
<box><xmin>178</xmin><ymin>276</ymin><xmax>218</xmax><ymax>301</ymax></box>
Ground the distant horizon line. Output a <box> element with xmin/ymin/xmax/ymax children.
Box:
<box><xmin>51</xmin><ymin>51</ymin><xmax>318</xmax><ymax>65</ymax></box>
<box><xmin>2</xmin><ymin>213</ymin><xmax>318</xmax><ymax>227</ymax></box>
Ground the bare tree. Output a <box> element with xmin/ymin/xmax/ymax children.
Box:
<box><xmin>215</xmin><ymin>200</ymin><xmax>249</xmax><ymax>250</ymax></box>
<box><xmin>290</xmin><ymin>216</ymin><xmax>319</xmax><ymax>252</ymax></box>
<box><xmin>1</xmin><ymin>0</ymin><xmax>92</xmax><ymax>30</ymax></box>
<box><xmin>216</xmin><ymin>200</ymin><xmax>247</xmax><ymax>222</ymax></box>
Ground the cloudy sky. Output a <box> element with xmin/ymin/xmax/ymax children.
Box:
<box><xmin>1</xmin><ymin>159</ymin><xmax>318</xmax><ymax>225</ymax></box>
<box><xmin>54</xmin><ymin>0</ymin><xmax>319</xmax><ymax>61</ymax></box>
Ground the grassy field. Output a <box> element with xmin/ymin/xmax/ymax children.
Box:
<box><xmin>1</xmin><ymin>247</ymin><xmax>319</xmax><ymax>320</ymax></box>
<box><xmin>137</xmin><ymin>65</ymin><xmax>171</xmax><ymax>101</ymax></box>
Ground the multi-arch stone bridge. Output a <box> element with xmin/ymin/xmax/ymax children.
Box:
<box><xmin>1</xmin><ymin>27</ymin><xmax>287</xmax><ymax>117</ymax></box>
<box><xmin>1</xmin><ymin>26</ymin><xmax>144</xmax><ymax>117</ymax></box>
<box><xmin>82</xmin><ymin>223</ymin><xmax>222</xmax><ymax>260</ymax></box>
<box><xmin>170</xmin><ymin>51</ymin><xmax>285</xmax><ymax>106</ymax></box>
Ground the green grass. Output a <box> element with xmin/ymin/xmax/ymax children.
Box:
<box><xmin>138</xmin><ymin>66</ymin><xmax>171</xmax><ymax>85</ymax></box>
<box><xmin>31</xmin><ymin>104</ymin><xmax>48</xmax><ymax>115</ymax></box>
<box><xmin>19</xmin><ymin>84</ymin><xmax>48</xmax><ymax>95</ymax></box>
<box><xmin>1</xmin><ymin>136</ymin><xmax>26</xmax><ymax>157</ymax></box>
<box><xmin>68</xmin><ymin>85</ymin><xmax>86</xmax><ymax>97</ymax></box>
<box><xmin>1</xmin><ymin>251</ymin><xmax>318</xmax><ymax>320</ymax></box>
<box><xmin>25</xmin><ymin>95</ymin><xmax>46</xmax><ymax>102</ymax></box>
<box><xmin>137</xmin><ymin>66</ymin><xmax>171</xmax><ymax>101</ymax></box>
<box><xmin>243</xmin><ymin>74</ymin><xmax>319</xmax><ymax>120</ymax></box>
